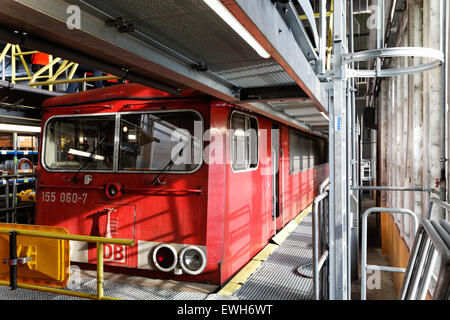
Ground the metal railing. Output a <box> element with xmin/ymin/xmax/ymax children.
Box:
<box><xmin>312</xmin><ymin>178</ymin><xmax>330</xmax><ymax>300</ymax></box>
<box><xmin>0</xmin><ymin>43</ymin><xmax>120</xmax><ymax>91</ymax></box>
<box><xmin>399</xmin><ymin>219</ymin><xmax>450</xmax><ymax>300</ymax></box>
<box><xmin>361</xmin><ymin>207</ymin><xmax>419</xmax><ymax>300</ymax></box>
<box><xmin>0</xmin><ymin>226</ymin><xmax>134</xmax><ymax>300</ymax></box>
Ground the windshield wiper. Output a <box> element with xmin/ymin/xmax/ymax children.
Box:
<box><xmin>70</xmin><ymin>136</ymin><xmax>106</xmax><ymax>183</ymax></box>
<box><xmin>151</xmin><ymin>140</ymin><xmax>187</xmax><ymax>185</ymax></box>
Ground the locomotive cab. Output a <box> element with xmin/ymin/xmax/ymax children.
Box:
<box><xmin>36</xmin><ymin>83</ymin><xmax>328</xmax><ymax>286</ymax></box>
<box><xmin>37</xmin><ymin>84</ymin><xmax>215</xmax><ymax>282</ymax></box>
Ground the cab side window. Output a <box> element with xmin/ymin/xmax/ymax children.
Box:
<box><xmin>231</xmin><ymin>113</ymin><xmax>258</xmax><ymax>171</ymax></box>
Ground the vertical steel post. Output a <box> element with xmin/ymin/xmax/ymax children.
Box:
<box><xmin>327</xmin><ymin>84</ymin><xmax>336</xmax><ymax>299</ymax></box>
<box><xmin>319</xmin><ymin>0</ymin><xmax>327</xmax><ymax>75</ymax></box>
<box><xmin>97</xmin><ymin>242</ymin><xmax>104</xmax><ymax>300</ymax></box>
<box><xmin>439</xmin><ymin>0</ymin><xmax>447</xmax><ymax>211</ymax></box>
<box><xmin>10</xmin><ymin>45</ymin><xmax>15</xmax><ymax>84</ymax></box>
<box><xmin>349</xmin><ymin>0</ymin><xmax>359</xmax><ymax>283</ymax></box>
<box><xmin>9</xmin><ymin>230</ymin><xmax>17</xmax><ymax>290</ymax></box>
<box><xmin>330</xmin><ymin>0</ymin><xmax>349</xmax><ymax>300</ymax></box>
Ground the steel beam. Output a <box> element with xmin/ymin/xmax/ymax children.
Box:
<box><xmin>0</xmin><ymin>0</ymin><xmax>329</xmax><ymax>134</ymax></box>
<box><xmin>239</xmin><ymin>85</ymin><xmax>308</xmax><ymax>101</ymax></box>
<box><xmin>273</xmin><ymin>0</ymin><xmax>318</xmax><ymax>62</ymax></box>
<box><xmin>225</xmin><ymin>0</ymin><xmax>329</xmax><ymax>114</ymax></box>
<box><xmin>0</xmin><ymin>0</ymin><xmax>236</xmax><ymax>98</ymax></box>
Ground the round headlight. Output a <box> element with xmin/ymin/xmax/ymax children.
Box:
<box><xmin>179</xmin><ymin>246</ymin><xmax>206</xmax><ymax>275</ymax></box>
<box><xmin>152</xmin><ymin>244</ymin><xmax>178</xmax><ymax>272</ymax></box>
<box><xmin>105</xmin><ymin>182</ymin><xmax>122</xmax><ymax>200</ymax></box>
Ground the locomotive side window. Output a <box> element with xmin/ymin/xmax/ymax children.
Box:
<box><xmin>119</xmin><ymin>111</ymin><xmax>203</xmax><ymax>172</ymax></box>
<box><xmin>44</xmin><ymin>116</ymin><xmax>115</xmax><ymax>171</ymax></box>
<box><xmin>231</xmin><ymin>112</ymin><xmax>258</xmax><ymax>171</ymax></box>
<box><xmin>289</xmin><ymin>129</ymin><xmax>328</xmax><ymax>174</ymax></box>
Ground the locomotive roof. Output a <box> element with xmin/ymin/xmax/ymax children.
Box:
<box><xmin>43</xmin><ymin>83</ymin><xmax>206</xmax><ymax>108</ymax></box>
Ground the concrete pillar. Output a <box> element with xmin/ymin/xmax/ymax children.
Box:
<box><xmin>423</xmin><ymin>0</ymin><xmax>443</xmax><ymax>220</ymax></box>
<box><xmin>408</xmin><ymin>0</ymin><xmax>424</xmax><ymax>219</ymax></box>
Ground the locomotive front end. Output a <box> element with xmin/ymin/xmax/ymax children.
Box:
<box><xmin>36</xmin><ymin>84</ymin><xmax>216</xmax><ymax>283</ymax></box>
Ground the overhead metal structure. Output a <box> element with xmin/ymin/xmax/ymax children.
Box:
<box><xmin>0</xmin><ymin>0</ymin><xmax>330</xmax><ymax>135</ymax></box>
<box><xmin>1</xmin><ymin>0</ymin><xmax>446</xmax><ymax>301</ymax></box>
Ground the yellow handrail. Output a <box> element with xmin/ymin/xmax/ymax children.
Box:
<box><xmin>327</xmin><ymin>0</ymin><xmax>334</xmax><ymax>70</ymax></box>
<box><xmin>0</xmin><ymin>226</ymin><xmax>135</xmax><ymax>300</ymax></box>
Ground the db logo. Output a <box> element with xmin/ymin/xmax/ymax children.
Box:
<box><xmin>103</xmin><ymin>244</ymin><xmax>127</xmax><ymax>264</ymax></box>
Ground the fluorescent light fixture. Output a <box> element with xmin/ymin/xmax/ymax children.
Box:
<box><xmin>0</xmin><ymin>124</ymin><xmax>41</xmax><ymax>133</ymax></box>
<box><xmin>320</xmin><ymin>112</ymin><xmax>329</xmax><ymax>121</ymax></box>
<box><xmin>68</xmin><ymin>148</ymin><xmax>105</xmax><ymax>161</ymax></box>
<box><xmin>203</xmin><ymin>0</ymin><xmax>271</xmax><ymax>59</ymax></box>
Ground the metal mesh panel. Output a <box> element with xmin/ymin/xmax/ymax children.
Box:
<box><xmin>233</xmin><ymin>215</ymin><xmax>314</xmax><ymax>300</ymax></box>
<box><xmin>82</xmin><ymin>0</ymin><xmax>295</xmax><ymax>87</ymax></box>
<box><xmin>0</xmin><ymin>276</ymin><xmax>209</xmax><ymax>300</ymax></box>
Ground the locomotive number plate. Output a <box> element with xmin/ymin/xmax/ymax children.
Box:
<box><xmin>41</xmin><ymin>191</ymin><xmax>88</xmax><ymax>204</ymax></box>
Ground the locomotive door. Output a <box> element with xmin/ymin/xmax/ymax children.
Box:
<box><xmin>271</xmin><ymin>124</ymin><xmax>280</xmax><ymax>235</ymax></box>
<box><xmin>88</xmin><ymin>204</ymin><xmax>136</xmax><ymax>267</ymax></box>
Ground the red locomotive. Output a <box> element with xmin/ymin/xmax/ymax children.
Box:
<box><xmin>36</xmin><ymin>83</ymin><xmax>328</xmax><ymax>285</ymax></box>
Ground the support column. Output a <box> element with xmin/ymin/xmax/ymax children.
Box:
<box><xmin>330</xmin><ymin>0</ymin><xmax>348</xmax><ymax>300</ymax></box>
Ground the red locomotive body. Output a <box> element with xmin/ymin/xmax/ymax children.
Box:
<box><xmin>36</xmin><ymin>83</ymin><xmax>328</xmax><ymax>285</ymax></box>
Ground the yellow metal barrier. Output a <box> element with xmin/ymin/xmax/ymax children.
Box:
<box><xmin>326</xmin><ymin>0</ymin><xmax>334</xmax><ymax>70</ymax></box>
<box><xmin>0</xmin><ymin>43</ymin><xmax>120</xmax><ymax>91</ymax></box>
<box><xmin>0</xmin><ymin>224</ymin><xmax>134</xmax><ymax>300</ymax></box>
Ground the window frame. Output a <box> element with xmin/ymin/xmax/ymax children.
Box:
<box><xmin>42</xmin><ymin>109</ymin><xmax>204</xmax><ymax>175</ymax></box>
<box><xmin>229</xmin><ymin>110</ymin><xmax>259</xmax><ymax>173</ymax></box>
<box><xmin>289</xmin><ymin>129</ymin><xmax>328</xmax><ymax>174</ymax></box>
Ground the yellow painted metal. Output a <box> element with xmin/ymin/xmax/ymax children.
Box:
<box><xmin>0</xmin><ymin>280</ymin><xmax>120</xmax><ymax>300</ymax></box>
<box><xmin>0</xmin><ymin>224</ymin><xmax>134</xmax><ymax>300</ymax></box>
<box><xmin>14</xmin><ymin>75</ymin><xmax>51</xmax><ymax>81</ymax></box>
<box><xmin>231</xmin><ymin>260</ymin><xmax>262</xmax><ymax>284</ymax></box>
<box><xmin>14</xmin><ymin>50</ymin><xmax>39</xmax><ymax>55</ymax></box>
<box><xmin>327</xmin><ymin>0</ymin><xmax>334</xmax><ymax>70</ymax></box>
<box><xmin>0</xmin><ymin>227</ymin><xmax>135</xmax><ymax>246</ymax></box>
<box><xmin>0</xmin><ymin>223</ymin><xmax>70</xmax><ymax>288</ymax></box>
<box><xmin>253</xmin><ymin>243</ymin><xmax>278</xmax><ymax>261</ymax></box>
<box><xmin>218</xmin><ymin>282</ymin><xmax>242</xmax><ymax>296</ymax></box>
<box><xmin>67</xmin><ymin>63</ymin><xmax>79</xmax><ymax>80</ymax></box>
<box><xmin>0</xmin><ymin>43</ymin><xmax>11</xmax><ymax>62</ymax></box>
<box><xmin>1</xmin><ymin>43</ymin><xmax>122</xmax><ymax>92</ymax></box>
<box><xmin>50</xmin><ymin>61</ymin><xmax>73</xmax><ymax>81</ymax></box>
<box><xmin>299</xmin><ymin>12</ymin><xmax>332</xmax><ymax>20</ymax></box>
<box><xmin>97</xmin><ymin>242</ymin><xmax>104</xmax><ymax>300</ymax></box>
<box><xmin>29</xmin><ymin>75</ymin><xmax>121</xmax><ymax>87</ymax></box>
<box><xmin>11</xmin><ymin>45</ymin><xmax>16</xmax><ymax>84</ymax></box>
<box><xmin>29</xmin><ymin>57</ymin><xmax>61</xmax><ymax>84</ymax></box>
<box><xmin>14</xmin><ymin>45</ymin><xmax>31</xmax><ymax>78</ymax></box>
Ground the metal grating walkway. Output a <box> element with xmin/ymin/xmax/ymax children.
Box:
<box><xmin>232</xmin><ymin>214</ymin><xmax>314</xmax><ymax>300</ymax></box>
<box><xmin>0</xmin><ymin>277</ymin><xmax>211</xmax><ymax>300</ymax></box>
<box><xmin>0</xmin><ymin>214</ymin><xmax>314</xmax><ymax>300</ymax></box>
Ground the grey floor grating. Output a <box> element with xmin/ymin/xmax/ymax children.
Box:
<box><xmin>0</xmin><ymin>214</ymin><xmax>314</xmax><ymax>300</ymax></box>
<box><xmin>233</xmin><ymin>214</ymin><xmax>314</xmax><ymax>300</ymax></box>
<box><xmin>0</xmin><ymin>276</ymin><xmax>209</xmax><ymax>300</ymax></box>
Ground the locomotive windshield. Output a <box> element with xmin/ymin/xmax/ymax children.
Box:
<box><xmin>119</xmin><ymin>112</ymin><xmax>202</xmax><ymax>172</ymax></box>
<box><xmin>43</xmin><ymin>111</ymin><xmax>203</xmax><ymax>173</ymax></box>
<box><xmin>44</xmin><ymin>115</ymin><xmax>115</xmax><ymax>170</ymax></box>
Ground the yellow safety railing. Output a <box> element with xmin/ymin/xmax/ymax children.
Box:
<box><xmin>297</xmin><ymin>1</ymin><xmax>333</xmax><ymax>71</ymax></box>
<box><xmin>327</xmin><ymin>0</ymin><xmax>334</xmax><ymax>70</ymax></box>
<box><xmin>0</xmin><ymin>226</ymin><xmax>134</xmax><ymax>300</ymax></box>
<box><xmin>0</xmin><ymin>43</ymin><xmax>120</xmax><ymax>91</ymax></box>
